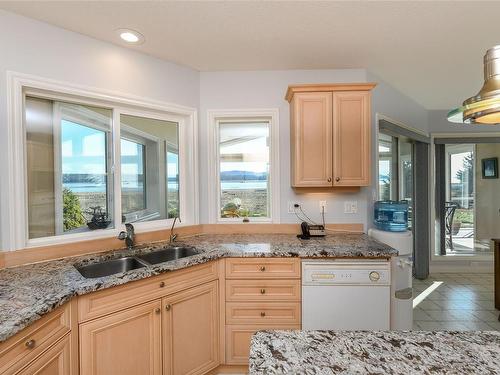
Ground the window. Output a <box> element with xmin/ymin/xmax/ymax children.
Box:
<box><xmin>11</xmin><ymin>73</ymin><xmax>197</xmax><ymax>249</ymax></box>
<box><xmin>208</xmin><ymin>110</ymin><xmax>279</xmax><ymax>223</ymax></box>
<box><xmin>120</xmin><ymin>114</ymin><xmax>180</xmax><ymax>223</ymax></box>
<box><xmin>377</xmin><ymin>131</ymin><xmax>414</xmax><ymax>229</ymax></box>
<box><xmin>26</xmin><ymin>97</ymin><xmax>113</xmax><ymax>239</ymax></box>
<box><xmin>120</xmin><ymin>138</ymin><xmax>146</xmax><ymax>215</ymax></box>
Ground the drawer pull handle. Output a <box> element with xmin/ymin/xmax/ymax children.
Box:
<box><xmin>335</xmin><ymin>177</ymin><xmax>340</xmax><ymax>182</ymax></box>
<box><xmin>165</xmin><ymin>304</ymin><xmax>171</xmax><ymax>311</ymax></box>
<box><xmin>260</xmin><ymin>266</ymin><xmax>266</xmax><ymax>272</ymax></box>
<box><xmin>260</xmin><ymin>288</ymin><xmax>266</xmax><ymax>294</ymax></box>
<box><xmin>260</xmin><ymin>312</ymin><xmax>266</xmax><ymax>317</ymax></box>
<box><xmin>155</xmin><ymin>308</ymin><xmax>161</xmax><ymax>314</ymax></box>
<box><xmin>159</xmin><ymin>282</ymin><xmax>165</xmax><ymax>288</ymax></box>
<box><xmin>327</xmin><ymin>177</ymin><xmax>332</xmax><ymax>182</ymax></box>
<box><xmin>25</xmin><ymin>339</ymin><xmax>36</xmax><ymax>349</ymax></box>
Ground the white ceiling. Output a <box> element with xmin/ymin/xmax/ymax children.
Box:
<box><xmin>1</xmin><ymin>1</ymin><xmax>499</xmax><ymax>110</ymax></box>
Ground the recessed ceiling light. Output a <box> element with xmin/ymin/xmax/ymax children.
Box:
<box><xmin>116</xmin><ymin>29</ymin><xmax>145</xmax><ymax>44</ymax></box>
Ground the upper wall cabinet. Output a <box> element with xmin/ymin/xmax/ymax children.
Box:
<box><xmin>286</xmin><ymin>83</ymin><xmax>376</xmax><ymax>188</ymax></box>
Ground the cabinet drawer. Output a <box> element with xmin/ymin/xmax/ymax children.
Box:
<box><xmin>0</xmin><ymin>303</ymin><xmax>72</xmax><ymax>375</ymax></box>
<box><xmin>78</xmin><ymin>261</ymin><xmax>218</xmax><ymax>322</ymax></box>
<box><xmin>225</xmin><ymin>258</ymin><xmax>300</xmax><ymax>279</ymax></box>
<box><xmin>225</xmin><ymin>279</ymin><xmax>301</xmax><ymax>301</ymax></box>
<box><xmin>16</xmin><ymin>334</ymin><xmax>72</xmax><ymax>375</ymax></box>
<box><xmin>226</xmin><ymin>302</ymin><xmax>301</xmax><ymax>325</ymax></box>
<box><xmin>225</xmin><ymin>325</ymin><xmax>300</xmax><ymax>365</ymax></box>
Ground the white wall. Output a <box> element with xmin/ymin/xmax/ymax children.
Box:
<box><xmin>199</xmin><ymin>69</ymin><xmax>429</xmax><ymax>229</ymax></box>
<box><xmin>366</xmin><ymin>72</ymin><xmax>430</xmax><ymax>231</ymax></box>
<box><xmin>200</xmin><ymin>69</ymin><xmax>369</xmax><ymax>226</ymax></box>
<box><xmin>0</xmin><ymin>10</ymin><xmax>200</xmax><ymax>249</ymax></box>
<box><xmin>0</xmin><ymin>10</ymin><xmax>435</xmax><ymax>248</ymax></box>
<box><xmin>429</xmin><ymin>109</ymin><xmax>500</xmax><ymax>133</ymax></box>
<box><xmin>368</xmin><ymin>72</ymin><xmax>429</xmax><ymax>134</ymax></box>
<box><xmin>475</xmin><ymin>144</ymin><xmax>500</xmax><ymax>242</ymax></box>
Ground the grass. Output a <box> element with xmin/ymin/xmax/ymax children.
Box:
<box><xmin>454</xmin><ymin>209</ymin><xmax>473</xmax><ymax>224</ymax></box>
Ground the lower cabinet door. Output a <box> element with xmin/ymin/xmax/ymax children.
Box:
<box><xmin>163</xmin><ymin>281</ymin><xmax>219</xmax><ymax>375</ymax></box>
<box><xmin>79</xmin><ymin>300</ymin><xmax>162</xmax><ymax>375</ymax></box>
<box><xmin>17</xmin><ymin>334</ymin><xmax>72</xmax><ymax>375</ymax></box>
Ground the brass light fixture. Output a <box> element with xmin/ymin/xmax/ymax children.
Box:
<box><xmin>448</xmin><ymin>45</ymin><xmax>500</xmax><ymax>125</ymax></box>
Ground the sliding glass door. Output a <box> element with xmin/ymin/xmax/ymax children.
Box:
<box><xmin>435</xmin><ymin>140</ymin><xmax>500</xmax><ymax>256</ymax></box>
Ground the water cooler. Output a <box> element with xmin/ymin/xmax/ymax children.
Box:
<box><xmin>368</xmin><ymin>228</ymin><xmax>413</xmax><ymax>330</ymax></box>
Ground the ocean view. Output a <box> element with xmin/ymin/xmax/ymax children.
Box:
<box><xmin>64</xmin><ymin>180</ymin><xmax>267</xmax><ymax>192</ymax></box>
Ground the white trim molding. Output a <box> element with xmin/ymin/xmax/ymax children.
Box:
<box><xmin>207</xmin><ymin>109</ymin><xmax>280</xmax><ymax>224</ymax></box>
<box><xmin>376</xmin><ymin>113</ymin><xmax>430</xmax><ymax>138</ymax></box>
<box><xmin>5</xmin><ymin>71</ymin><xmax>199</xmax><ymax>250</ymax></box>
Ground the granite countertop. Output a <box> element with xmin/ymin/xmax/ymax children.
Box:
<box><xmin>249</xmin><ymin>330</ymin><xmax>500</xmax><ymax>374</ymax></box>
<box><xmin>0</xmin><ymin>233</ymin><xmax>396</xmax><ymax>342</ymax></box>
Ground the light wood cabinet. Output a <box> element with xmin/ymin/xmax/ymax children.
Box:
<box><xmin>79</xmin><ymin>300</ymin><xmax>162</xmax><ymax>375</ymax></box>
<box><xmin>0</xmin><ymin>301</ymin><xmax>77</xmax><ymax>375</ymax></box>
<box><xmin>225</xmin><ymin>258</ymin><xmax>300</xmax><ymax>279</ymax></box>
<box><xmin>162</xmin><ymin>281</ymin><xmax>219</xmax><ymax>375</ymax></box>
<box><xmin>333</xmin><ymin>91</ymin><xmax>371</xmax><ymax>186</ymax></box>
<box><xmin>78</xmin><ymin>262</ymin><xmax>218</xmax><ymax>323</ymax></box>
<box><xmin>16</xmin><ymin>335</ymin><xmax>72</xmax><ymax>375</ymax></box>
<box><xmin>286</xmin><ymin>83</ymin><xmax>375</xmax><ymax>187</ymax></box>
<box><xmin>78</xmin><ymin>265</ymin><xmax>220</xmax><ymax>375</ymax></box>
<box><xmin>225</xmin><ymin>279</ymin><xmax>301</xmax><ymax>302</ymax></box>
<box><xmin>290</xmin><ymin>92</ymin><xmax>333</xmax><ymax>187</ymax></box>
<box><xmin>224</xmin><ymin>258</ymin><xmax>301</xmax><ymax>365</ymax></box>
<box><xmin>225</xmin><ymin>324</ymin><xmax>301</xmax><ymax>365</ymax></box>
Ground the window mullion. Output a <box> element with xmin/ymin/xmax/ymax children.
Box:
<box><xmin>52</xmin><ymin>103</ymin><xmax>64</xmax><ymax>235</ymax></box>
<box><xmin>113</xmin><ymin>109</ymin><xmax>123</xmax><ymax>230</ymax></box>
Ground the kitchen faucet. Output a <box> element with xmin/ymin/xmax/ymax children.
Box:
<box><xmin>118</xmin><ymin>223</ymin><xmax>135</xmax><ymax>249</ymax></box>
<box><xmin>170</xmin><ymin>217</ymin><xmax>181</xmax><ymax>243</ymax></box>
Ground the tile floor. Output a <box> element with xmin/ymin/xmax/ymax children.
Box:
<box><xmin>413</xmin><ymin>273</ymin><xmax>500</xmax><ymax>330</ymax></box>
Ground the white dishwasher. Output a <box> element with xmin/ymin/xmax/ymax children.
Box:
<box><xmin>302</xmin><ymin>260</ymin><xmax>391</xmax><ymax>330</ymax></box>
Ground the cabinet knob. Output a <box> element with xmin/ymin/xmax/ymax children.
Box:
<box><xmin>165</xmin><ymin>304</ymin><xmax>171</xmax><ymax>311</ymax></box>
<box><xmin>159</xmin><ymin>282</ymin><xmax>165</xmax><ymax>288</ymax></box>
<box><xmin>335</xmin><ymin>177</ymin><xmax>340</xmax><ymax>182</ymax></box>
<box><xmin>260</xmin><ymin>312</ymin><xmax>266</xmax><ymax>317</ymax></box>
<box><xmin>260</xmin><ymin>288</ymin><xmax>266</xmax><ymax>294</ymax></box>
<box><xmin>25</xmin><ymin>339</ymin><xmax>36</xmax><ymax>349</ymax></box>
<box><xmin>155</xmin><ymin>308</ymin><xmax>161</xmax><ymax>314</ymax></box>
<box><xmin>327</xmin><ymin>177</ymin><xmax>332</xmax><ymax>182</ymax></box>
<box><xmin>259</xmin><ymin>266</ymin><xmax>266</xmax><ymax>272</ymax></box>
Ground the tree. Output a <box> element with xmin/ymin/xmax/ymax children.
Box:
<box><xmin>63</xmin><ymin>188</ymin><xmax>86</xmax><ymax>231</ymax></box>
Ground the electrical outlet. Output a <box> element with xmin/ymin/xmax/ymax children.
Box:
<box><xmin>344</xmin><ymin>201</ymin><xmax>358</xmax><ymax>214</ymax></box>
<box><xmin>319</xmin><ymin>200</ymin><xmax>327</xmax><ymax>213</ymax></box>
<box><xmin>288</xmin><ymin>201</ymin><xmax>300</xmax><ymax>214</ymax></box>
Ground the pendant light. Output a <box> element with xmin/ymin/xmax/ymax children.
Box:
<box><xmin>448</xmin><ymin>45</ymin><xmax>500</xmax><ymax>125</ymax></box>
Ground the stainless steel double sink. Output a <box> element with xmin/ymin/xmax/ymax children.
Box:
<box><xmin>76</xmin><ymin>246</ymin><xmax>199</xmax><ymax>279</ymax></box>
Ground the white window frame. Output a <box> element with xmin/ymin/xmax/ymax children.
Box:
<box><xmin>207</xmin><ymin>109</ymin><xmax>280</xmax><ymax>224</ymax></box>
<box><xmin>6</xmin><ymin>71</ymin><xmax>198</xmax><ymax>250</ymax></box>
<box><xmin>53</xmin><ymin>102</ymin><xmax>114</xmax><ymax>235</ymax></box>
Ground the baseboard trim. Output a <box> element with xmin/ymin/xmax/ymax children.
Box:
<box><xmin>206</xmin><ymin>365</ymin><xmax>249</xmax><ymax>375</ymax></box>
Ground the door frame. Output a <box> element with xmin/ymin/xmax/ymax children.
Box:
<box><xmin>430</xmin><ymin>132</ymin><xmax>500</xmax><ymax>263</ymax></box>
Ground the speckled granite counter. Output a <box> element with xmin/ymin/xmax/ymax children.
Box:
<box><xmin>0</xmin><ymin>233</ymin><xmax>396</xmax><ymax>342</ymax></box>
<box><xmin>249</xmin><ymin>330</ymin><xmax>500</xmax><ymax>374</ymax></box>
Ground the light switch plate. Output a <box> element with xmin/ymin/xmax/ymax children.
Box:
<box><xmin>344</xmin><ymin>201</ymin><xmax>358</xmax><ymax>214</ymax></box>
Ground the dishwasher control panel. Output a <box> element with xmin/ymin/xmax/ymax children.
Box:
<box><xmin>302</xmin><ymin>261</ymin><xmax>390</xmax><ymax>285</ymax></box>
